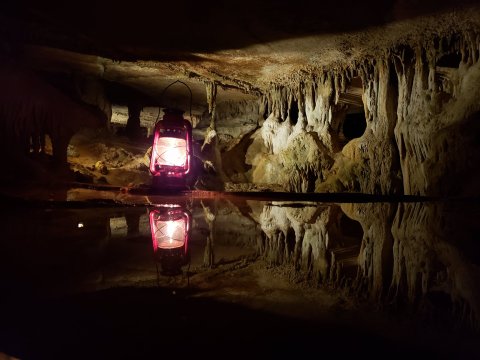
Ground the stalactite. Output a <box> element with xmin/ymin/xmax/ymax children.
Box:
<box><xmin>206</xmin><ymin>81</ymin><xmax>217</xmax><ymax>117</ymax></box>
<box><xmin>306</xmin><ymin>77</ymin><xmax>316</xmax><ymax>111</ymax></box>
<box><xmin>393</xmin><ymin>30</ymin><xmax>480</xmax><ymax>196</ymax></box>
<box><xmin>333</xmin><ymin>73</ymin><xmax>340</xmax><ymax>104</ymax></box>
<box><xmin>203</xmin><ymin>81</ymin><xmax>218</xmax><ymax>150</ymax></box>
<box><xmin>244</xmin><ymin>30</ymin><xmax>480</xmax><ymax>196</ymax></box>
<box><xmin>201</xmin><ymin>81</ymin><xmax>230</xmax><ymax>186</ymax></box>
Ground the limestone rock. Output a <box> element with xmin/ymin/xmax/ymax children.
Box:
<box><xmin>94</xmin><ymin>160</ymin><xmax>108</xmax><ymax>175</ymax></box>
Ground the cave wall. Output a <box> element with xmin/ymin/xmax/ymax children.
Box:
<box><xmin>197</xmin><ymin>96</ymin><xmax>260</xmax><ymax>187</ymax></box>
<box><xmin>394</xmin><ymin>34</ymin><xmax>480</xmax><ymax>196</ymax></box>
<box><xmin>74</xmin><ymin>75</ymin><xmax>112</xmax><ymax>126</ymax></box>
<box><xmin>196</xmin><ymin>100</ymin><xmax>260</xmax><ymax>152</ymax></box>
<box><xmin>2</xmin><ymin>28</ymin><xmax>479</xmax><ymax>195</ymax></box>
<box><xmin>0</xmin><ymin>64</ymin><xmax>107</xmax><ymax>181</ymax></box>
<box><xmin>242</xmin><ymin>31</ymin><xmax>480</xmax><ymax>196</ymax></box>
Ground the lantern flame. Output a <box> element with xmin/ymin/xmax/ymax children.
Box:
<box><xmin>154</xmin><ymin>137</ymin><xmax>187</xmax><ymax>167</ymax></box>
<box><xmin>152</xmin><ymin>216</ymin><xmax>186</xmax><ymax>249</ymax></box>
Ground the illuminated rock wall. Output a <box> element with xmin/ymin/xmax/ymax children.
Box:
<box><xmin>243</xmin><ymin>31</ymin><xmax>480</xmax><ymax>196</ymax></box>
<box><xmin>394</xmin><ymin>35</ymin><xmax>480</xmax><ymax>196</ymax></box>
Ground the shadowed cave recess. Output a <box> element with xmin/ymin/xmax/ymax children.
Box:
<box><xmin>0</xmin><ymin>0</ymin><xmax>480</xmax><ymax>358</ymax></box>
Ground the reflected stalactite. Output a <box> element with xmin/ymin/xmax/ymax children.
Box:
<box><xmin>390</xmin><ymin>202</ymin><xmax>480</xmax><ymax>329</ymax></box>
<box><xmin>201</xmin><ymin>200</ymin><xmax>217</xmax><ymax>268</ymax></box>
<box><xmin>125</xmin><ymin>212</ymin><xmax>141</xmax><ymax>239</ymax></box>
<box><xmin>257</xmin><ymin>203</ymin><xmax>363</xmax><ymax>285</ymax></box>
<box><xmin>342</xmin><ymin>203</ymin><xmax>396</xmax><ymax>300</ymax></box>
<box><xmin>255</xmin><ymin>200</ymin><xmax>480</xmax><ymax>330</ymax></box>
<box><xmin>0</xmin><ymin>197</ymin><xmax>479</xmax><ymax>332</ymax></box>
<box><xmin>343</xmin><ymin>201</ymin><xmax>480</xmax><ymax>329</ymax></box>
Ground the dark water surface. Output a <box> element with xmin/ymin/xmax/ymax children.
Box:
<box><xmin>0</xmin><ymin>191</ymin><xmax>479</xmax><ymax>358</ymax></box>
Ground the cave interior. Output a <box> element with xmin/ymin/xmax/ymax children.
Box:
<box><xmin>0</xmin><ymin>0</ymin><xmax>480</xmax><ymax>358</ymax></box>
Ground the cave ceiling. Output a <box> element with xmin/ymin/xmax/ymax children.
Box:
<box><xmin>1</xmin><ymin>0</ymin><xmax>480</xmax><ymax>113</ymax></box>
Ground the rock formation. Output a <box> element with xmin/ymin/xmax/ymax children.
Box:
<box><xmin>390</xmin><ymin>202</ymin><xmax>480</xmax><ymax>329</ymax></box>
<box><xmin>254</xmin><ymin>202</ymin><xmax>363</xmax><ymax>286</ymax></box>
<box><xmin>0</xmin><ymin>64</ymin><xmax>108</xmax><ymax>181</ymax></box>
<box><xmin>1</xmin><ymin>4</ymin><xmax>479</xmax><ymax>195</ymax></box>
<box><xmin>242</xmin><ymin>30</ymin><xmax>480</xmax><ymax>195</ymax></box>
<box><xmin>252</xmin><ymin>200</ymin><xmax>480</xmax><ymax>330</ymax></box>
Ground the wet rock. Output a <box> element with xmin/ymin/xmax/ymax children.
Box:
<box><xmin>103</xmin><ymin>147</ymin><xmax>134</xmax><ymax>168</ymax></box>
<box><xmin>95</xmin><ymin>160</ymin><xmax>109</xmax><ymax>175</ymax></box>
<box><xmin>143</xmin><ymin>147</ymin><xmax>152</xmax><ymax>168</ymax></box>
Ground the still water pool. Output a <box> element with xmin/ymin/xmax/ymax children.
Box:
<box><xmin>0</xmin><ymin>190</ymin><xmax>478</xmax><ymax>358</ymax></box>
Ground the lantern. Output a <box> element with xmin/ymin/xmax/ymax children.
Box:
<box><xmin>149</xmin><ymin>205</ymin><xmax>191</xmax><ymax>275</ymax></box>
<box><xmin>149</xmin><ymin>108</ymin><xmax>193</xmax><ymax>189</ymax></box>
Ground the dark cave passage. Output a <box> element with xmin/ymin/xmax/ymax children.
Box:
<box><xmin>342</xmin><ymin>110</ymin><xmax>367</xmax><ymax>141</ymax></box>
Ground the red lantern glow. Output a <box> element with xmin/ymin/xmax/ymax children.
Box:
<box><xmin>154</xmin><ymin>137</ymin><xmax>187</xmax><ymax>168</ymax></box>
<box><xmin>149</xmin><ymin>206</ymin><xmax>190</xmax><ymax>259</ymax></box>
<box><xmin>149</xmin><ymin>109</ymin><xmax>193</xmax><ymax>189</ymax></box>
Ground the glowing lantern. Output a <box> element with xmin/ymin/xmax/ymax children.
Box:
<box><xmin>149</xmin><ymin>205</ymin><xmax>191</xmax><ymax>275</ymax></box>
<box><xmin>149</xmin><ymin>108</ymin><xmax>193</xmax><ymax>189</ymax></box>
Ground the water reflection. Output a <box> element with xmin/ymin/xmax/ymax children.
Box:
<box><xmin>149</xmin><ymin>205</ymin><xmax>191</xmax><ymax>276</ymax></box>
<box><xmin>255</xmin><ymin>202</ymin><xmax>364</xmax><ymax>285</ymax></box>
<box><xmin>256</xmin><ymin>201</ymin><xmax>480</xmax><ymax>329</ymax></box>
<box><xmin>0</xmin><ymin>198</ymin><xmax>478</xmax><ymax>332</ymax></box>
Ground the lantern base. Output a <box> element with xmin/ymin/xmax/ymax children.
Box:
<box><xmin>155</xmin><ymin>246</ymin><xmax>188</xmax><ymax>276</ymax></box>
<box><xmin>152</xmin><ymin>175</ymin><xmax>188</xmax><ymax>191</ymax></box>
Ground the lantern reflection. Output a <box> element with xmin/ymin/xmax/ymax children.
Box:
<box><xmin>149</xmin><ymin>205</ymin><xmax>191</xmax><ymax>275</ymax></box>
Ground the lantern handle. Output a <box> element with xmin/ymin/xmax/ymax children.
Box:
<box><xmin>156</xmin><ymin>80</ymin><xmax>193</xmax><ymax>124</ymax></box>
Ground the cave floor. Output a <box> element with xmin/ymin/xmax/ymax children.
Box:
<box><xmin>0</xmin><ymin>188</ymin><xmax>478</xmax><ymax>359</ymax></box>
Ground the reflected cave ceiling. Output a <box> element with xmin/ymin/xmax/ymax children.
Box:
<box><xmin>1</xmin><ymin>0</ymin><xmax>480</xmax><ymax>113</ymax></box>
